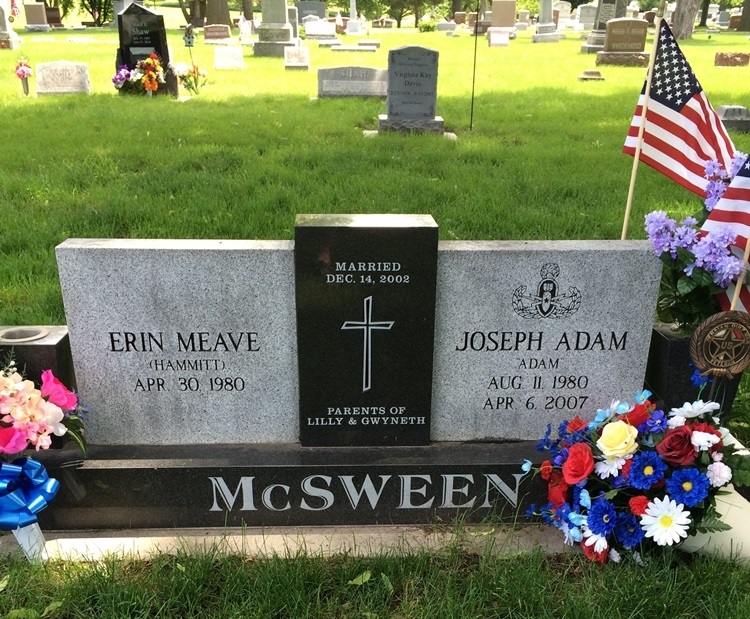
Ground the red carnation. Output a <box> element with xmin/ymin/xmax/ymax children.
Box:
<box><xmin>540</xmin><ymin>460</ymin><xmax>553</xmax><ymax>481</ymax></box>
<box><xmin>620</xmin><ymin>458</ymin><xmax>633</xmax><ymax>479</ymax></box>
<box><xmin>547</xmin><ymin>472</ymin><xmax>569</xmax><ymax>508</ymax></box>
<box><xmin>655</xmin><ymin>425</ymin><xmax>698</xmax><ymax>466</ymax></box>
<box><xmin>629</xmin><ymin>495</ymin><xmax>649</xmax><ymax>516</ymax></box>
<box><xmin>562</xmin><ymin>442</ymin><xmax>595</xmax><ymax>485</ymax></box>
<box><xmin>566</xmin><ymin>416</ymin><xmax>588</xmax><ymax>433</ymax></box>
<box><xmin>582</xmin><ymin>541</ymin><xmax>608</xmax><ymax>563</ymax></box>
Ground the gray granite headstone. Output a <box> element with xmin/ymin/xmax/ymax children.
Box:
<box><xmin>255</xmin><ymin>0</ymin><xmax>294</xmax><ymax>57</ymax></box>
<box><xmin>36</xmin><ymin>61</ymin><xmax>91</xmax><ymax>95</ymax></box>
<box><xmin>56</xmin><ymin>239</ymin><xmax>299</xmax><ymax>445</ymax></box>
<box><xmin>430</xmin><ymin>240</ymin><xmax>660</xmax><ymax>441</ymax></box>
<box><xmin>296</xmin><ymin>1</ymin><xmax>326</xmax><ymax>19</ymax></box>
<box><xmin>532</xmin><ymin>0</ymin><xmax>560</xmax><ymax>42</ymax></box>
<box><xmin>582</xmin><ymin>0</ymin><xmax>617</xmax><ymax>51</ymax></box>
<box><xmin>56</xmin><ymin>239</ymin><xmax>659</xmax><ymax>446</ymax></box>
<box><xmin>318</xmin><ymin>66</ymin><xmax>387</xmax><ymax>97</ymax></box>
<box><xmin>379</xmin><ymin>46</ymin><xmax>444</xmax><ymax>133</ymax></box>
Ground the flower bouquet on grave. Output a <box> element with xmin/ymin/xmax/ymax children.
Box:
<box><xmin>523</xmin><ymin>390</ymin><xmax>750</xmax><ymax>564</ymax></box>
<box><xmin>172</xmin><ymin>62</ymin><xmax>208</xmax><ymax>96</ymax></box>
<box><xmin>112</xmin><ymin>53</ymin><xmax>166</xmax><ymax>96</ymax></box>
<box><xmin>0</xmin><ymin>359</ymin><xmax>87</xmax><ymax>561</ymax></box>
<box><xmin>14</xmin><ymin>56</ymin><xmax>32</xmax><ymax>96</ymax></box>
<box><xmin>645</xmin><ymin>152</ymin><xmax>749</xmax><ymax>335</ymax></box>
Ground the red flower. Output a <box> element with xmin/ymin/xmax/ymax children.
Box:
<box><xmin>582</xmin><ymin>541</ymin><xmax>608</xmax><ymax>563</ymax></box>
<box><xmin>655</xmin><ymin>425</ymin><xmax>698</xmax><ymax>466</ymax></box>
<box><xmin>561</xmin><ymin>442</ymin><xmax>595</xmax><ymax>485</ymax></box>
<box><xmin>540</xmin><ymin>460</ymin><xmax>552</xmax><ymax>481</ymax></box>
<box><xmin>620</xmin><ymin>459</ymin><xmax>633</xmax><ymax>479</ymax></box>
<box><xmin>620</xmin><ymin>401</ymin><xmax>651</xmax><ymax>428</ymax></box>
<box><xmin>566</xmin><ymin>416</ymin><xmax>588</xmax><ymax>433</ymax></box>
<box><xmin>547</xmin><ymin>472</ymin><xmax>569</xmax><ymax>508</ymax></box>
<box><xmin>629</xmin><ymin>495</ymin><xmax>649</xmax><ymax>516</ymax></box>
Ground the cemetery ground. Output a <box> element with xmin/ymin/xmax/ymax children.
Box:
<box><xmin>2</xmin><ymin>25</ymin><xmax>750</xmax><ymax>617</ymax></box>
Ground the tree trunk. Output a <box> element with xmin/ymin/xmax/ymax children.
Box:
<box><xmin>177</xmin><ymin>0</ymin><xmax>191</xmax><ymax>24</ymax></box>
<box><xmin>739</xmin><ymin>0</ymin><xmax>750</xmax><ymax>32</ymax></box>
<box><xmin>698</xmin><ymin>0</ymin><xmax>708</xmax><ymax>27</ymax></box>
<box><xmin>451</xmin><ymin>0</ymin><xmax>462</xmax><ymax>18</ymax></box>
<box><xmin>671</xmin><ymin>0</ymin><xmax>701</xmax><ymax>39</ymax></box>
<box><xmin>205</xmin><ymin>0</ymin><xmax>232</xmax><ymax>27</ymax></box>
<box><xmin>242</xmin><ymin>0</ymin><xmax>253</xmax><ymax>20</ymax></box>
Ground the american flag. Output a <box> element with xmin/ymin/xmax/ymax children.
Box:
<box><xmin>623</xmin><ymin>20</ymin><xmax>735</xmax><ymax>197</ymax></box>
<box><xmin>701</xmin><ymin>155</ymin><xmax>750</xmax><ymax>311</ymax></box>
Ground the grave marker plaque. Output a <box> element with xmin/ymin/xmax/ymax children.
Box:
<box><xmin>117</xmin><ymin>3</ymin><xmax>170</xmax><ymax>68</ymax></box>
<box><xmin>295</xmin><ymin>214</ymin><xmax>438</xmax><ymax>447</ymax></box>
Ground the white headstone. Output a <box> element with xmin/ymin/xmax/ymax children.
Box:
<box><xmin>214</xmin><ymin>45</ymin><xmax>244</xmax><ymax>70</ymax></box>
<box><xmin>36</xmin><ymin>61</ymin><xmax>91</xmax><ymax>95</ymax></box>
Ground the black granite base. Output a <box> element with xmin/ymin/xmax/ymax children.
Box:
<box><xmin>34</xmin><ymin>442</ymin><xmax>545</xmax><ymax>530</ymax></box>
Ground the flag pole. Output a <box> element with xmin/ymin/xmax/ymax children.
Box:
<box><xmin>730</xmin><ymin>243</ymin><xmax>750</xmax><ymax>310</ymax></box>
<box><xmin>621</xmin><ymin>1</ymin><xmax>667</xmax><ymax>241</ymax></box>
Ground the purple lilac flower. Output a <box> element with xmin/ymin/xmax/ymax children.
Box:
<box><xmin>704</xmin><ymin>159</ymin><xmax>725</xmax><ymax>178</ymax></box>
<box><xmin>712</xmin><ymin>254</ymin><xmax>743</xmax><ymax>288</ymax></box>
<box><xmin>644</xmin><ymin>211</ymin><xmax>677</xmax><ymax>256</ymax></box>
<box><xmin>730</xmin><ymin>152</ymin><xmax>749</xmax><ymax>178</ymax></box>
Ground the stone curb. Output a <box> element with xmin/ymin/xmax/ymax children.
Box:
<box><xmin>0</xmin><ymin>524</ymin><xmax>569</xmax><ymax>562</ymax></box>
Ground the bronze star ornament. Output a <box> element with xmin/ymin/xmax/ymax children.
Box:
<box><xmin>690</xmin><ymin>311</ymin><xmax>750</xmax><ymax>380</ymax></box>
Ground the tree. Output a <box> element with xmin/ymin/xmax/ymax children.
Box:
<box><xmin>671</xmin><ymin>0</ymin><xmax>702</xmax><ymax>38</ymax></box>
<box><xmin>79</xmin><ymin>0</ymin><xmax>111</xmax><ymax>26</ymax></box>
<box><xmin>739</xmin><ymin>0</ymin><xmax>750</xmax><ymax>31</ymax></box>
<box><xmin>205</xmin><ymin>0</ymin><xmax>232</xmax><ymax>26</ymax></box>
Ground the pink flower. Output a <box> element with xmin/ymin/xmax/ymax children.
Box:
<box><xmin>0</xmin><ymin>426</ymin><xmax>28</xmax><ymax>454</ymax></box>
<box><xmin>40</xmin><ymin>370</ymin><xmax>77</xmax><ymax>411</ymax></box>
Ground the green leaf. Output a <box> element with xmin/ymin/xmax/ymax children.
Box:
<box><xmin>175</xmin><ymin>563</ymin><xmax>186</xmax><ymax>573</ymax></box>
<box><xmin>41</xmin><ymin>601</ymin><xmax>63</xmax><ymax>618</ymax></box>
<box><xmin>603</xmin><ymin>489</ymin><xmax>620</xmax><ymax>500</ymax></box>
<box><xmin>6</xmin><ymin>610</ymin><xmax>39</xmax><ymax>619</ymax></box>
<box><xmin>0</xmin><ymin>575</ymin><xmax>8</xmax><ymax>593</ymax></box>
<box><xmin>348</xmin><ymin>570</ymin><xmax>371</xmax><ymax>586</ymax></box>
<box><xmin>697</xmin><ymin>506</ymin><xmax>733</xmax><ymax>533</ymax></box>
<box><xmin>380</xmin><ymin>573</ymin><xmax>394</xmax><ymax>595</ymax></box>
<box><xmin>677</xmin><ymin>275</ymin><xmax>698</xmax><ymax>295</ymax></box>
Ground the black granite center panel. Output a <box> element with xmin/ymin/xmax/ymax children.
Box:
<box><xmin>295</xmin><ymin>215</ymin><xmax>438</xmax><ymax>447</ymax></box>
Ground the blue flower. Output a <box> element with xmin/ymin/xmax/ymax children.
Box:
<box><xmin>587</xmin><ymin>498</ymin><xmax>617</xmax><ymax>537</ymax></box>
<box><xmin>614</xmin><ymin>512</ymin><xmax>645</xmax><ymax>549</ymax></box>
<box><xmin>521</xmin><ymin>459</ymin><xmax>532</xmax><ymax>474</ymax></box>
<box><xmin>629</xmin><ymin>451</ymin><xmax>667</xmax><ymax>490</ymax></box>
<box><xmin>634</xmin><ymin>390</ymin><xmax>652</xmax><ymax>404</ymax></box>
<box><xmin>645</xmin><ymin>409</ymin><xmax>667</xmax><ymax>434</ymax></box>
<box><xmin>667</xmin><ymin>468</ymin><xmax>710</xmax><ymax>507</ymax></box>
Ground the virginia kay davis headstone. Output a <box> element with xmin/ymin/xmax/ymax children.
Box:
<box><xmin>379</xmin><ymin>46</ymin><xmax>443</xmax><ymax>134</ymax></box>
<box><xmin>294</xmin><ymin>214</ymin><xmax>438</xmax><ymax>447</ymax></box>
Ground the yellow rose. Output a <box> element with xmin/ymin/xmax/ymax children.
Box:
<box><xmin>596</xmin><ymin>420</ymin><xmax>638</xmax><ymax>458</ymax></box>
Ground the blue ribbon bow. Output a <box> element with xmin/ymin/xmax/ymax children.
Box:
<box><xmin>0</xmin><ymin>458</ymin><xmax>59</xmax><ymax>530</ymax></box>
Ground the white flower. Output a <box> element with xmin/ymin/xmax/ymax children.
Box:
<box><xmin>667</xmin><ymin>415</ymin><xmax>687</xmax><ymax>429</ymax></box>
<box><xmin>583</xmin><ymin>528</ymin><xmax>608</xmax><ymax>553</ymax></box>
<box><xmin>640</xmin><ymin>496</ymin><xmax>691</xmax><ymax>546</ymax></box>
<box><xmin>594</xmin><ymin>456</ymin><xmax>627</xmax><ymax>479</ymax></box>
<box><xmin>669</xmin><ymin>400</ymin><xmax>721</xmax><ymax>419</ymax></box>
<box><xmin>712</xmin><ymin>451</ymin><xmax>724</xmax><ymax>462</ymax></box>
<box><xmin>706</xmin><ymin>462</ymin><xmax>733</xmax><ymax>487</ymax></box>
<box><xmin>691</xmin><ymin>430</ymin><xmax>721</xmax><ymax>452</ymax></box>
<box><xmin>608</xmin><ymin>548</ymin><xmax>621</xmax><ymax>563</ymax></box>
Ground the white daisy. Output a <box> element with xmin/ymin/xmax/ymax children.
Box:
<box><xmin>594</xmin><ymin>456</ymin><xmax>627</xmax><ymax>479</ymax></box>
<box><xmin>668</xmin><ymin>400</ymin><xmax>721</xmax><ymax>419</ymax></box>
<box><xmin>582</xmin><ymin>528</ymin><xmax>608</xmax><ymax>553</ymax></box>
<box><xmin>640</xmin><ymin>496</ymin><xmax>691</xmax><ymax>546</ymax></box>
<box><xmin>706</xmin><ymin>462</ymin><xmax>732</xmax><ymax>487</ymax></box>
<box><xmin>691</xmin><ymin>430</ymin><xmax>721</xmax><ymax>452</ymax></box>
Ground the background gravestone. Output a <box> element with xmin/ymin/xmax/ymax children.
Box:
<box><xmin>36</xmin><ymin>61</ymin><xmax>91</xmax><ymax>95</ymax></box>
<box><xmin>295</xmin><ymin>214</ymin><xmax>438</xmax><ymax>447</ymax></box>
<box><xmin>255</xmin><ymin>0</ymin><xmax>294</xmax><ymax>57</ymax></box>
<box><xmin>532</xmin><ymin>0</ymin><xmax>560</xmax><ymax>42</ymax></box>
<box><xmin>582</xmin><ymin>0</ymin><xmax>617</xmax><ymax>52</ymax></box>
<box><xmin>318</xmin><ymin>66</ymin><xmax>387</xmax><ymax>97</ymax></box>
<box><xmin>296</xmin><ymin>1</ymin><xmax>326</xmax><ymax>19</ymax></box>
<box><xmin>116</xmin><ymin>3</ymin><xmax>178</xmax><ymax>95</ymax></box>
<box><xmin>597</xmin><ymin>17</ymin><xmax>649</xmax><ymax>66</ymax></box>
<box><xmin>378</xmin><ymin>46</ymin><xmax>444</xmax><ymax>134</ymax></box>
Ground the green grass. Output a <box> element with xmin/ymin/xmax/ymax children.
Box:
<box><xmin>1</xmin><ymin>27</ymin><xmax>749</xmax><ymax>323</ymax></box>
<box><xmin>3</xmin><ymin>542</ymin><xmax>750</xmax><ymax>618</ymax></box>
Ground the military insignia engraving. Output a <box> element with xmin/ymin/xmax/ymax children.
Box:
<box><xmin>690</xmin><ymin>311</ymin><xmax>750</xmax><ymax>380</ymax></box>
<box><xmin>512</xmin><ymin>263</ymin><xmax>582</xmax><ymax>319</ymax></box>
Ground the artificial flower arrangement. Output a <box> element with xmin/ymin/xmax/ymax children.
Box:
<box><xmin>645</xmin><ymin>152</ymin><xmax>748</xmax><ymax>333</ymax></box>
<box><xmin>1</xmin><ymin>359</ymin><xmax>86</xmax><ymax>456</ymax></box>
<box><xmin>524</xmin><ymin>391</ymin><xmax>750</xmax><ymax>564</ymax></box>
<box><xmin>172</xmin><ymin>62</ymin><xmax>208</xmax><ymax>96</ymax></box>
<box><xmin>14</xmin><ymin>56</ymin><xmax>32</xmax><ymax>80</ymax></box>
<box><xmin>112</xmin><ymin>53</ymin><xmax>166</xmax><ymax>95</ymax></box>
